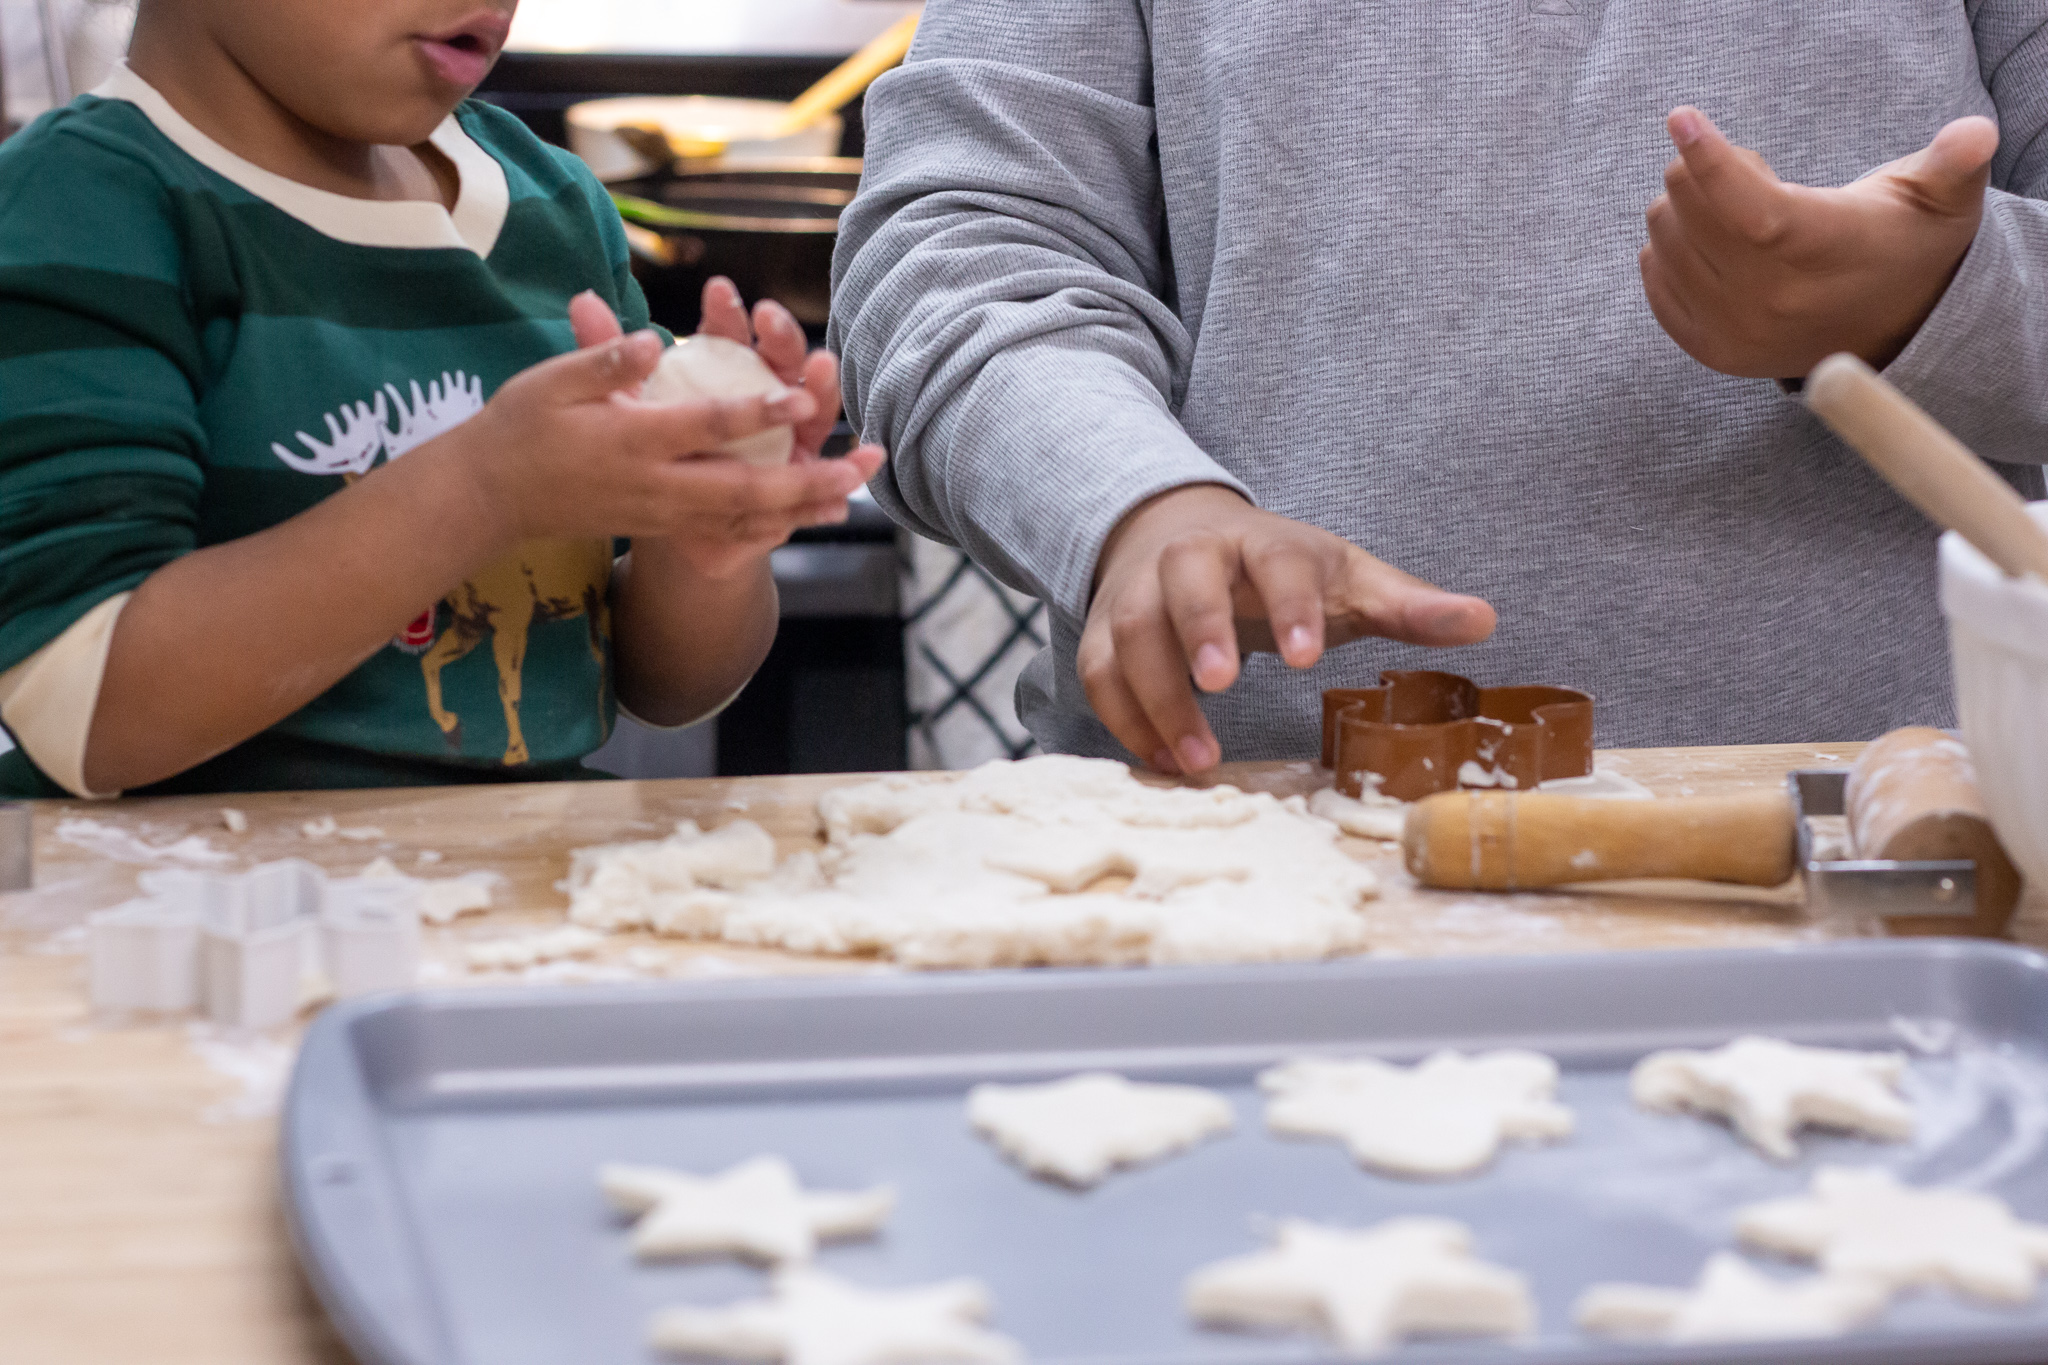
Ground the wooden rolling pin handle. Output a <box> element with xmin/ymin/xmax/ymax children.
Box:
<box><xmin>1805</xmin><ymin>353</ymin><xmax>2048</xmax><ymax>583</ymax></box>
<box><xmin>1402</xmin><ymin>790</ymin><xmax>1796</xmax><ymax>891</ymax></box>
<box><xmin>1846</xmin><ymin>726</ymin><xmax>2023</xmax><ymax>936</ymax></box>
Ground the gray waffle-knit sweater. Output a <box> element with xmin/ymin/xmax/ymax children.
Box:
<box><xmin>829</xmin><ymin>0</ymin><xmax>2048</xmax><ymax>758</ymax></box>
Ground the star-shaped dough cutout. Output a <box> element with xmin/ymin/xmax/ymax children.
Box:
<box><xmin>1630</xmin><ymin>1037</ymin><xmax>1913</xmax><ymax>1161</ymax></box>
<box><xmin>1737</xmin><ymin>1165</ymin><xmax>2048</xmax><ymax>1303</ymax></box>
<box><xmin>1185</xmin><ymin>1217</ymin><xmax>1535</xmax><ymax>1355</ymax></box>
<box><xmin>967</xmin><ymin>1072</ymin><xmax>1234</xmax><ymax>1186</ymax></box>
<box><xmin>600</xmin><ymin>1156</ymin><xmax>894</xmax><ymax>1263</ymax></box>
<box><xmin>1575</xmin><ymin>1252</ymin><xmax>1889</xmax><ymax>1344</ymax></box>
<box><xmin>648</xmin><ymin>1268</ymin><xmax>1021</xmax><ymax>1365</ymax></box>
<box><xmin>1258</xmin><ymin>1050</ymin><xmax>1573</xmax><ymax>1177</ymax></box>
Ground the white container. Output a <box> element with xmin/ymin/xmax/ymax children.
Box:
<box><xmin>567</xmin><ymin>96</ymin><xmax>842</xmax><ymax>182</ymax></box>
<box><xmin>1939</xmin><ymin>503</ymin><xmax>2048</xmax><ymax>897</ymax></box>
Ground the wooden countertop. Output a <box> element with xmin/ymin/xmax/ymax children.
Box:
<box><xmin>0</xmin><ymin>743</ymin><xmax>1941</xmax><ymax>1362</ymax></box>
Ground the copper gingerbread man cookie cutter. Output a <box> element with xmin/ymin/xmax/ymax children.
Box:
<box><xmin>1321</xmin><ymin>670</ymin><xmax>1594</xmax><ymax>803</ymax></box>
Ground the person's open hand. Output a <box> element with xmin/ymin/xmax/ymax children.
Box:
<box><xmin>1640</xmin><ymin>106</ymin><xmax>1999</xmax><ymax>378</ymax></box>
<box><xmin>1080</xmin><ymin>485</ymin><xmax>1497</xmax><ymax>774</ymax></box>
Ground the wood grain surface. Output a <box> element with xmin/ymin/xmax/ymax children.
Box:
<box><xmin>0</xmin><ymin>742</ymin><xmax>1945</xmax><ymax>1363</ymax></box>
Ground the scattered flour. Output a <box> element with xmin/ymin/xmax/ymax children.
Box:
<box><xmin>1260</xmin><ymin>1051</ymin><xmax>1573</xmax><ymax>1177</ymax></box>
<box><xmin>649</xmin><ymin>1269</ymin><xmax>1018</xmax><ymax>1365</ymax></box>
<box><xmin>1185</xmin><ymin>1218</ymin><xmax>1534</xmax><ymax>1354</ymax></box>
<box><xmin>1576</xmin><ymin>1253</ymin><xmax>1887</xmax><ymax>1345</ymax></box>
<box><xmin>566</xmin><ymin>756</ymin><xmax>1378</xmax><ymax>968</ymax></box>
<box><xmin>56</xmin><ymin>818</ymin><xmax>231</xmax><ymax>866</ymax></box>
<box><xmin>966</xmin><ymin>1073</ymin><xmax>1233</xmax><ymax>1186</ymax></box>
<box><xmin>220</xmin><ymin>809</ymin><xmax>248</xmax><ymax>834</ymax></box>
<box><xmin>602</xmin><ymin>1155</ymin><xmax>894</xmax><ymax>1263</ymax></box>
<box><xmin>186</xmin><ymin>1022</ymin><xmax>294</xmax><ymax>1121</ymax></box>
<box><xmin>1538</xmin><ymin>768</ymin><xmax>1656</xmax><ymax>800</ymax></box>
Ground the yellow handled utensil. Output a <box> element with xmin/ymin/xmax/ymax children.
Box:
<box><xmin>772</xmin><ymin>8</ymin><xmax>922</xmax><ymax>140</ymax></box>
<box><xmin>615</xmin><ymin>10</ymin><xmax>920</xmax><ymax>166</ymax></box>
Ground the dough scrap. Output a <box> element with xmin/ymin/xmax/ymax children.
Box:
<box><xmin>1185</xmin><ymin>1217</ymin><xmax>1534</xmax><ymax>1355</ymax></box>
<box><xmin>566</xmin><ymin>820</ymin><xmax>779</xmax><ymax>931</ymax></box>
<box><xmin>466</xmin><ymin>925</ymin><xmax>605</xmax><ymax>971</ymax></box>
<box><xmin>966</xmin><ymin>1072</ymin><xmax>1234</xmax><ymax>1186</ymax></box>
<box><xmin>1260</xmin><ymin>1050</ymin><xmax>1573</xmax><ymax>1177</ymax></box>
<box><xmin>358</xmin><ymin>856</ymin><xmax>496</xmax><ymax>923</ymax></box>
<box><xmin>1630</xmin><ymin>1036</ymin><xmax>1913</xmax><ymax>1161</ymax></box>
<box><xmin>649</xmin><ymin>1268</ymin><xmax>1019</xmax><ymax>1365</ymax></box>
<box><xmin>1737</xmin><ymin>1166</ymin><xmax>2048</xmax><ymax>1304</ymax></box>
<box><xmin>1575</xmin><ymin>1252</ymin><xmax>1888</xmax><ymax>1345</ymax></box>
<box><xmin>1307</xmin><ymin>788</ymin><xmax>1406</xmax><ymax>841</ymax></box>
<box><xmin>568</xmin><ymin>756</ymin><xmax>1378</xmax><ymax>968</ymax></box>
<box><xmin>601</xmin><ymin>1155</ymin><xmax>894</xmax><ymax>1264</ymax></box>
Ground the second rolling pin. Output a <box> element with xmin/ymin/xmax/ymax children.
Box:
<box><xmin>1403</xmin><ymin>790</ymin><xmax>1796</xmax><ymax>891</ymax></box>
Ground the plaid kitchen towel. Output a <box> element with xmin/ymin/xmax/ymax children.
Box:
<box><xmin>902</xmin><ymin>534</ymin><xmax>1044</xmax><ymax>770</ymax></box>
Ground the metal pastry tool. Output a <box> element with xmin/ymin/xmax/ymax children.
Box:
<box><xmin>1790</xmin><ymin>770</ymin><xmax>1980</xmax><ymax>929</ymax></box>
<box><xmin>0</xmin><ymin>802</ymin><xmax>29</xmax><ymax>892</ymax></box>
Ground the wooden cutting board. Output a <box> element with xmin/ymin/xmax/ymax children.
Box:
<box><xmin>0</xmin><ymin>743</ymin><xmax>1899</xmax><ymax>1363</ymax></box>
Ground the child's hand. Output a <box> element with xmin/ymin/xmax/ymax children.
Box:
<box><xmin>694</xmin><ymin>277</ymin><xmax>856</xmax><ymax>466</ymax></box>
<box><xmin>457</xmin><ymin>295</ymin><xmax>882</xmax><ymax>578</ymax></box>
<box><xmin>1640</xmin><ymin>107</ymin><xmax>1998</xmax><ymax>379</ymax></box>
<box><xmin>1082</xmin><ymin>486</ymin><xmax>1496</xmax><ymax>774</ymax></box>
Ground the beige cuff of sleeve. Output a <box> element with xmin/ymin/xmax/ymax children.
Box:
<box><xmin>0</xmin><ymin>594</ymin><xmax>130</xmax><ymax>799</ymax></box>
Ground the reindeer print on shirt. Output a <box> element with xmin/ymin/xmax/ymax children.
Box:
<box><xmin>267</xmin><ymin>370</ymin><xmax>611</xmax><ymax>766</ymax></box>
<box><xmin>270</xmin><ymin>371</ymin><xmax>486</xmax><ymax>475</ymax></box>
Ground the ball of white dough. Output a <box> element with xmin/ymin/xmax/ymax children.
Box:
<box><xmin>639</xmin><ymin>335</ymin><xmax>795</xmax><ymax>468</ymax></box>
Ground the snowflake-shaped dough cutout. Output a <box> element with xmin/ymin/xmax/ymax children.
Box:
<box><xmin>600</xmin><ymin>1156</ymin><xmax>894</xmax><ymax>1263</ymax></box>
<box><xmin>1259</xmin><ymin>1050</ymin><xmax>1573</xmax><ymax>1177</ymax></box>
<box><xmin>1185</xmin><ymin>1217</ymin><xmax>1534</xmax><ymax>1355</ymax></box>
<box><xmin>1738</xmin><ymin>1166</ymin><xmax>2048</xmax><ymax>1303</ymax></box>
<box><xmin>1630</xmin><ymin>1036</ymin><xmax>1913</xmax><ymax>1161</ymax></box>
<box><xmin>1575</xmin><ymin>1252</ymin><xmax>1889</xmax><ymax>1345</ymax></box>
<box><xmin>967</xmin><ymin>1072</ymin><xmax>1234</xmax><ymax>1186</ymax></box>
<box><xmin>649</xmin><ymin>1268</ymin><xmax>1021</xmax><ymax>1365</ymax></box>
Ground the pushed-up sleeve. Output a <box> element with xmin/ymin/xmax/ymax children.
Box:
<box><xmin>828</xmin><ymin>0</ymin><xmax>1248</xmax><ymax>621</ymax></box>
<box><xmin>1882</xmin><ymin>3</ymin><xmax>2048</xmax><ymax>470</ymax></box>
<box><xmin>0</xmin><ymin>121</ymin><xmax>209</xmax><ymax>676</ymax></box>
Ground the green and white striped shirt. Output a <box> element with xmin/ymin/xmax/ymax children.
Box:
<box><xmin>0</xmin><ymin>64</ymin><xmax>657</xmax><ymax>796</ymax></box>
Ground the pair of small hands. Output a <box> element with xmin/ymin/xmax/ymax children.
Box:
<box><xmin>1086</xmin><ymin>108</ymin><xmax>2000</xmax><ymax>775</ymax></box>
<box><xmin>467</xmin><ymin>278</ymin><xmax>884</xmax><ymax>579</ymax></box>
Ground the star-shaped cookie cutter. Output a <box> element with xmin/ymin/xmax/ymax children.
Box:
<box><xmin>1320</xmin><ymin>670</ymin><xmax>1594</xmax><ymax>802</ymax></box>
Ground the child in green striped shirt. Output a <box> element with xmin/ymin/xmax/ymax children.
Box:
<box><xmin>0</xmin><ymin>0</ymin><xmax>885</xmax><ymax>797</ymax></box>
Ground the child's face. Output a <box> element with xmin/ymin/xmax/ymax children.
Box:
<box><xmin>209</xmin><ymin>0</ymin><xmax>516</xmax><ymax>146</ymax></box>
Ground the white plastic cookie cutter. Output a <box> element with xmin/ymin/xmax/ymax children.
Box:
<box><xmin>87</xmin><ymin>858</ymin><xmax>423</xmax><ymax>1028</ymax></box>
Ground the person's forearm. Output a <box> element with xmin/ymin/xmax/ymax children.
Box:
<box><xmin>610</xmin><ymin>540</ymin><xmax>778</xmax><ymax>728</ymax></box>
<box><xmin>82</xmin><ymin>431</ymin><xmax>513</xmax><ymax>792</ymax></box>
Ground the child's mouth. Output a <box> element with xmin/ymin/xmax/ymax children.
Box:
<box><xmin>416</xmin><ymin>13</ymin><xmax>510</xmax><ymax>88</ymax></box>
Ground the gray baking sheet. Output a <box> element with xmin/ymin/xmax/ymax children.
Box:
<box><xmin>283</xmin><ymin>940</ymin><xmax>2048</xmax><ymax>1365</ymax></box>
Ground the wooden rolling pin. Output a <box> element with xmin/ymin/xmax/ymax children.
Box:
<box><xmin>1403</xmin><ymin>790</ymin><xmax>1796</xmax><ymax>891</ymax></box>
<box><xmin>1806</xmin><ymin>354</ymin><xmax>2048</xmax><ymax>582</ymax></box>
<box><xmin>1845</xmin><ymin>726</ymin><xmax>2022</xmax><ymax>937</ymax></box>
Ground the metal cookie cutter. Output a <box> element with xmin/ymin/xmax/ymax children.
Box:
<box><xmin>1321</xmin><ymin>670</ymin><xmax>1595</xmax><ymax>802</ymax></box>
<box><xmin>1789</xmin><ymin>770</ymin><xmax>1977</xmax><ymax>927</ymax></box>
